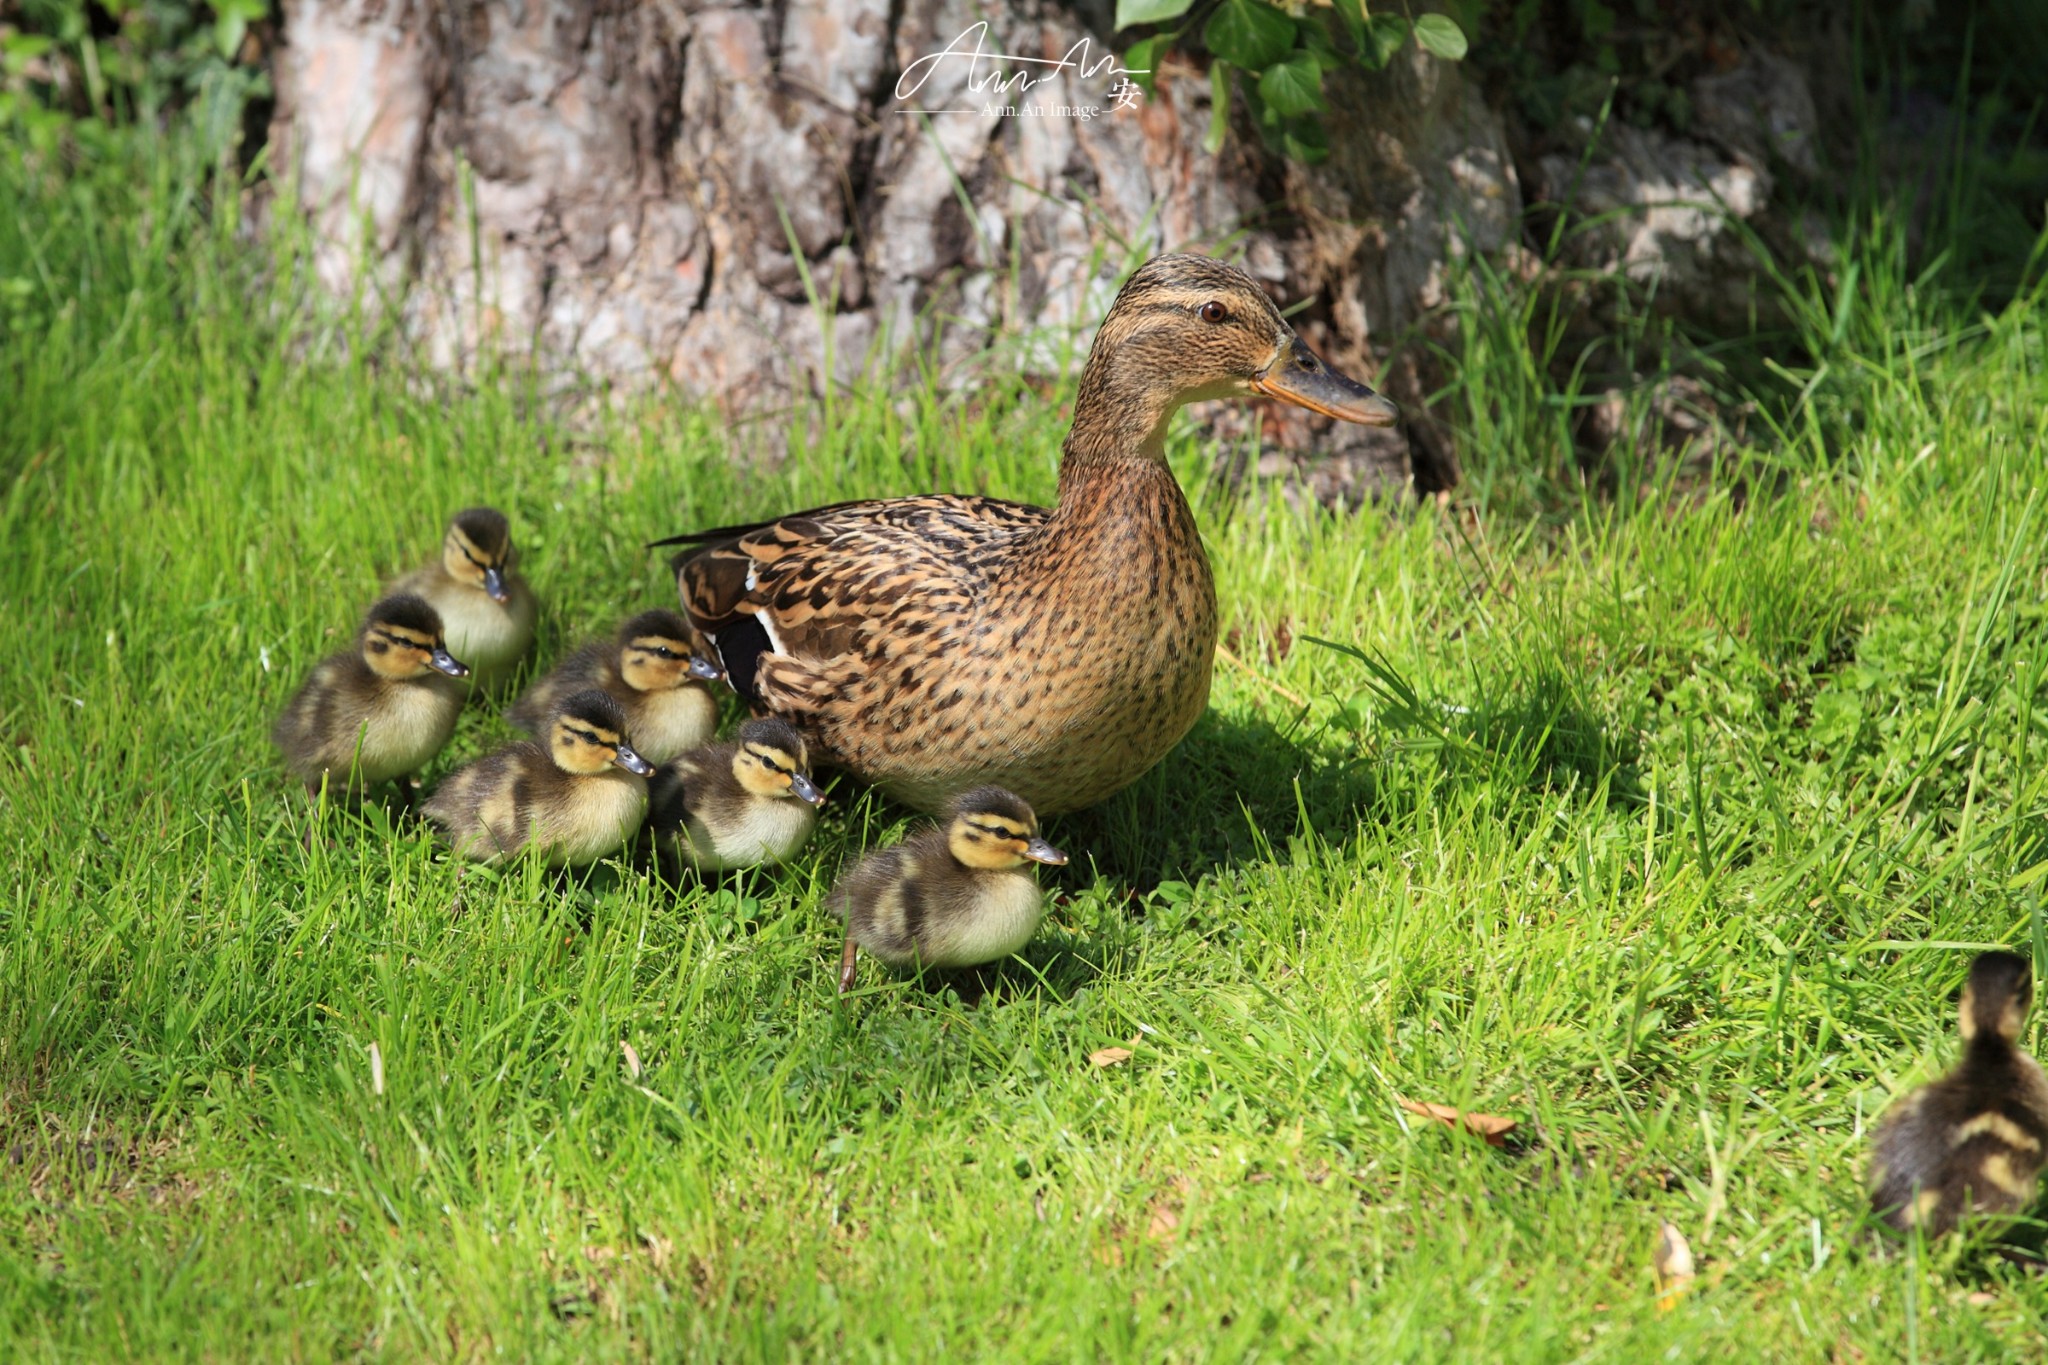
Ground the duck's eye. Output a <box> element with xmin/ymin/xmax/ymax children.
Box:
<box><xmin>1200</xmin><ymin>301</ymin><xmax>1228</xmax><ymax>324</ymax></box>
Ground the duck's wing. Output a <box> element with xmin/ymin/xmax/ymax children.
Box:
<box><xmin>666</xmin><ymin>495</ymin><xmax>1049</xmax><ymax>710</ymax></box>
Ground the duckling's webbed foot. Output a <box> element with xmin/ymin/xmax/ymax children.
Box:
<box><xmin>837</xmin><ymin>936</ymin><xmax>859</xmax><ymax>994</ymax></box>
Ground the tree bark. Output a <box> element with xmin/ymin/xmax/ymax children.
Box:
<box><xmin>267</xmin><ymin>2</ymin><xmax>1817</xmax><ymax>496</ymax></box>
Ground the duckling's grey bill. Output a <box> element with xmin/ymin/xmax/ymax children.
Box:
<box><xmin>1024</xmin><ymin>835</ymin><xmax>1067</xmax><ymax>866</ymax></box>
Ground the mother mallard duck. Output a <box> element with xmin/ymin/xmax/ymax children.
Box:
<box><xmin>661</xmin><ymin>254</ymin><xmax>1399</xmax><ymax>814</ymax></box>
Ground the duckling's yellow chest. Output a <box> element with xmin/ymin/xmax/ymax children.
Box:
<box><xmin>919</xmin><ymin>871</ymin><xmax>1046</xmax><ymax>967</ymax></box>
<box><xmin>412</xmin><ymin>575</ymin><xmax>537</xmax><ymax>681</ymax></box>
<box><xmin>626</xmin><ymin>686</ymin><xmax>720</xmax><ymax>766</ymax></box>
<box><xmin>672</xmin><ymin>796</ymin><xmax>817</xmax><ymax>871</ymax></box>
<box><xmin>356</xmin><ymin>679</ymin><xmax>464</xmax><ymax>781</ymax></box>
<box><xmin>529</xmin><ymin>771</ymin><xmax>648</xmax><ymax>867</ymax></box>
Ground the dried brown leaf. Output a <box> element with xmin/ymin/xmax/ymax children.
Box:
<box><xmin>1089</xmin><ymin>1046</ymin><xmax>1133</xmax><ymax>1068</ymax></box>
<box><xmin>1396</xmin><ymin>1097</ymin><xmax>1516</xmax><ymax>1145</ymax></box>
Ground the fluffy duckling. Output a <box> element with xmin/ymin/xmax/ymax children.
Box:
<box><xmin>645</xmin><ymin>718</ymin><xmax>825</xmax><ymax>874</ymax></box>
<box><xmin>271</xmin><ymin>593</ymin><xmax>469</xmax><ymax>797</ymax></box>
<box><xmin>1869</xmin><ymin>951</ymin><xmax>2048</xmax><ymax>1239</ymax></box>
<box><xmin>423</xmin><ymin>689</ymin><xmax>654</xmax><ymax>865</ymax></box>
<box><xmin>506</xmin><ymin>609</ymin><xmax>722</xmax><ymax>765</ymax></box>
<box><xmin>829</xmin><ymin>786</ymin><xmax>1067</xmax><ymax>993</ymax></box>
<box><xmin>392</xmin><ymin>507</ymin><xmax>537</xmax><ymax>694</ymax></box>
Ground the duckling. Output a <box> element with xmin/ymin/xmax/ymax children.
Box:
<box><xmin>661</xmin><ymin>253</ymin><xmax>1401</xmax><ymax>815</ymax></box>
<box><xmin>645</xmin><ymin>718</ymin><xmax>825</xmax><ymax>874</ymax></box>
<box><xmin>422</xmin><ymin>689</ymin><xmax>654</xmax><ymax>865</ymax></box>
<box><xmin>505</xmin><ymin>609</ymin><xmax>722</xmax><ymax>765</ymax></box>
<box><xmin>271</xmin><ymin>593</ymin><xmax>469</xmax><ymax>797</ymax></box>
<box><xmin>829</xmin><ymin>786</ymin><xmax>1067</xmax><ymax>993</ymax></box>
<box><xmin>392</xmin><ymin>506</ymin><xmax>538</xmax><ymax>694</ymax></box>
<box><xmin>1869</xmin><ymin>951</ymin><xmax>2048</xmax><ymax>1239</ymax></box>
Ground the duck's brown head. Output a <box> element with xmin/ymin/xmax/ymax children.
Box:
<box><xmin>439</xmin><ymin>507</ymin><xmax>517</xmax><ymax>604</ymax></box>
<box><xmin>548</xmin><ymin>689</ymin><xmax>654</xmax><ymax>777</ymax></box>
<box><xmin>615</xmin><ymin>609</ymin><xmax>722</xmax><ymax>693</ymax></box>
<box><xmin>731</xmin><ymin>718</ymin><xmax>824</xmax><ymax>804</ymax></box>
<box><xmin>1067</xmin><ymin>254</ymin><xmax>1397</xmax><ymax>460</ymax></box>
<box><xmin>945</xmin><ymin>787</ymin><xmax>1067</xmax><ymax>871</ymax></box>
<box><xmin>1959</xmin><ymin>950</ymin><xmax>2033</xmax><ymax>1044</ymax></box>
<box><xmin>360</xmin><ymin>594</ymin><xmax>468</xmax><ymax>682</ymax></box>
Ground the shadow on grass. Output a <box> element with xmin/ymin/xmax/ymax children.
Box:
<box><xmin>1054</xmin><ymin>657</ymin><xmax>1642</xmax><ymax>892</ymax></box>
<box><xmin>1058</xmin><ymin>707</ymin><xmax>1382</xmax><ymax>891</ymax></box>
<box><xmin>892</xmin><ymin>928</ymin><xmax>1127</xmax><ymax>1007</ymax></box>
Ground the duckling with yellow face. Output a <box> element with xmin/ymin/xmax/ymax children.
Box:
<box><xmin>423</xmin><ymin>689</ymin><xmax>654</xmax><ymax>865</ymax></box>
<box><xmin>1869</xmin><ymin>951</ymin><xmax>2048</xmax><ymax>1239</ymax></box>
<box><xmin>393</xmin><ymin>507</ymin><xmax>538</xmax><ymax>694</ymax></box>
<box><xmin>271</xmin><ymin>593</ymin><xmax>470</xmax><ymax>797</ymax></box>
<box><xmin>506</xmin><ymin>609</ymin><xmax>722</xmax><ymax>765</ymax></box>
<box><xmin>646</xmin><ymin>717</ymin><xmax>825</xmax><ymax>874</ymax></box>
<box><xmin>829</xmin><ymin>786</ymin><xmax>1067</xmax><ymax>993</ymax></box>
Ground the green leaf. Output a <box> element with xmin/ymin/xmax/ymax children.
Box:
<box><xmin>1413</xmin><ymin>13</ymin><xmax>1469</xmax><ymax>61</ymax></box>
<box><xmin>1116</xmin><ymin>0</ymin><xmax>1195</xmax><ymax>27</ymax></box>
<box><xmin>1330</xmin><ymin>0</ymin><xmax>1368</xmax><ymax>47</ymax></box>
<box><xmin>1364</xmin><ymin>14</ymin><xmax>1409</xmax><ymax>68</ymax></box>
<box><xmin>1281</xmin><ymin>119</ymin><xmax>1330</xmax><ymax>164</ymax></box>
<box><xmin>1124</xmin><ymin>34</ymin><xmax>1168</xmax><ymax>95</ymax></box>
<box><xmin>1202</xmin><ymin>0</ymin><xmax>1297</xmax><ymax>71</ymax></box>
<box><xmin>1204</xmin><ymin>60</ymin><xmax>1232</xmax><ymax>155</ymax></box>
<box><xmin>1258</xmin><ymin>52</ymin><xmax>1325</xmax><ymax>117</ymax></box>
<box><xmin>216</xmin><ymin>13</ymin><xmax>249</xmax><ymax>60</ymax></box>
<box><xmin>1300</xmin><ymin>19</ymin><xmax>1342</xmax><ymax>71</ymax></box>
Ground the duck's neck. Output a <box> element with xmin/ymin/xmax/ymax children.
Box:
<box><xmin>1054</xmin><ymin>358</ymin><xmax>1182</xmax><ymax>510</ymax></box>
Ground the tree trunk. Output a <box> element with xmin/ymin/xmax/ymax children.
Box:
<box><xmin>266</xmin><ymin>2</ymin><xmax>1816</xmax><ymax>496</ymax></box>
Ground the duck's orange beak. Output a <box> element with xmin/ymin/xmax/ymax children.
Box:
<box><xmin>1252</xmin><ymin>338</ymin><xmax>1399</xmax><ymax>426</ymax></box>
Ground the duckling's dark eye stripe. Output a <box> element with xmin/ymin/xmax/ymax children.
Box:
<box><xmin>568</xmin><ymin>727</ymin><xmax>610</xmax><ymax>746</ymax></box>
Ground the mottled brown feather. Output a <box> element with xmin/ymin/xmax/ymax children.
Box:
<box><xmin>669</xmin><ymin>254</ymin><xmax>1365</xmax><ymax>814</ymax></box>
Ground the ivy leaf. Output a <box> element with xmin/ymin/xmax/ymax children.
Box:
<box><xmin>1413</xmin><ymin>13</ymin><xmax>1469</xmax><ymax>61</ymax></box>
<box><xmin>216</xmin><ymin>12</ymin><xmax>249</xmax><ymax>59</ymax></box>
<box><xmin>1259</xmin><ymin>52</ymin><xmax>1325</xmax><ymax>117</ymax></box>
<box><xmin>1281</xmin><ymin>119</ymin><xmax>1329</xmax><ymax>164</ymax></box>
<box><xmin>1300</xmin><ymin>19</ymin><xmax>1342</xmax><ymax>72</ymax></box>
<box><xmin>1330</xmin><ymin>0</ymin><xmax>1368</xmax><ymax>47</ymax></box>
<box><xmin>1203</xmin><ymin>0</ymin><xmax>1297</xmax><ymax>71</ymax></box>
<box><xmin>1204</xmin><ymin>59</ymin><xmax>1232</xmax><ymax>155</ymax></box>
<box><xmin>1116</xmin><ymin>0</ymin><xmax>1195</xmax><ymax>27</ymax></box>
<box><xmin>1124</xmin><ymin>34</ymin><xmax>1169</xmax><ymax>95</ymax></box>
<box><xmin>1364</xmin><ymin>14</ymin><xmax>1409</xmax><ymax>68</ymax></box>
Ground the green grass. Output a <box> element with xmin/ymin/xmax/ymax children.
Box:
<box><xmin>5</xmin><ymin>132</ymin><xmax>2048</xmax><ymax>1362</ymax></box>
